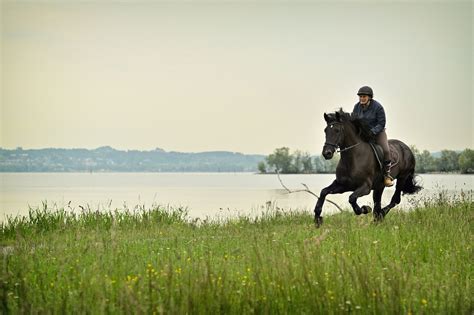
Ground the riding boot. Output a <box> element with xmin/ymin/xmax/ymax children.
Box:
<box><xmin>383</xmin><ymin>160</ymin><xmax>394</xmax><ymax>187</ymax></box>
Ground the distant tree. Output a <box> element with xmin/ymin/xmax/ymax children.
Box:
<box><xmin>458</xmin><ymin>149</ymin><xmax>474</xmax><ymax>174</ymax></box>
<box><xmin>257</xmin><ymin>161</ymin><xmax>267</xmax><ymax>173</ymax></box>
<box><xmin>416</xmin><ymin>150</ymin><xmax>436</xmax><ymax>173</ymax></box>
<box><xmin>313</xmin><ymin>155</ymin><xmax>339</xmax><ymax>173</ymax></box>
<box><xmin>437</xmin><ymin>150</ymin><xmax>460</xmax><ymax>172</ymax></box>
<box><xmin>301</xmin><ymin>152</ymin><xmax>314</xmax><ymax>173</ymax></box>
<box><xmin>266</xmin><ymin>147</ymin><xmax>293</xmax><ymax>173</ymax></box>
<box><xmin>313</xmin><ymin>156</ymin><xmax>327</xmax><ymax>173</ymax></box>
<box><xmin>292</xmin><ymin>150</ymin><xmax>305</xmax><ymax>173</ymax></box>
<box><xmin>327</xmin><ymin>155</ymin><xmax>339</xmax><ymax>173</ymax></box>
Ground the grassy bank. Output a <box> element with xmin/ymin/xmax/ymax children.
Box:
<box><xmin>1</xmin><ymin>197</ymin><xmax>472</xmax><ymax>314</ymax></box>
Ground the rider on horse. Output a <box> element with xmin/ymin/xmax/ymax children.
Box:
<box><xmin>351</xmin><ymin>86</ymin><xmax>394</xmax><ymax>187</ymax></box>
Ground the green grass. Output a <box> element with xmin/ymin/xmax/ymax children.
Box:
<box><xmin>1</xmin><ymin>196</ymin><xmax>472</xmax><ymax>314</ymax></box>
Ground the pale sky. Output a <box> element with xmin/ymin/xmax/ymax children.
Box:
<box><xmin>1</xmin><ymin>0</ymin><xmax>472</xmax><ymax>155</ymax></box>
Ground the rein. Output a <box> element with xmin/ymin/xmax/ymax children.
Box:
<box><xmin>337</xmin><ymin>142</ymin><xmax>361</xmax><ymax>153</ymax></box>
<box><xmin>325</xmin><ymin>122</ymin><xmax>361</xmax><ymax>153</ymax></box>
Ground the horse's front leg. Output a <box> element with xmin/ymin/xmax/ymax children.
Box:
<box><xmin>348</xmin><ymin>182</ymin><xmax>372</xmax><ymax>215</ymax></box>
<box><xmin>314</xmin><ymin>180</ymin><xmax>348</xmax><ymax>227</ymax></box>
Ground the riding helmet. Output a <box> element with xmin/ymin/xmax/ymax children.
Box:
<box><xmin>357</xmin><ymin>86</ymin><xmax>373</xmax><ymax>97</ymax></box>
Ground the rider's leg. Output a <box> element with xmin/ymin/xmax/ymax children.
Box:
<box><xmin>376</xmin><ymin>130</ymin><xmax>394</xmax><ymax>187</ymax></box>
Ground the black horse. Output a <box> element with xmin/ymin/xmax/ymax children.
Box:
<box><xmin>314</xmin><ymin>109</ymin><xmax>422</xmax><ymax>226</ymax></box>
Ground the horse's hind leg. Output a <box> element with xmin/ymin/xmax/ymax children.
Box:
<box><xmin>381</xmin><ymin>176</ymin><xmax>406</xmax><ymax>217</ymax></box>
<box><xmin>372</xmin><ymin>185</ymin><xmax>385</xmax><ymax>221</ymax></box>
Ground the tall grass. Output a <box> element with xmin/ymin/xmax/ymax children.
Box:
<box><xmin>1</xmin><ymin>193</ymin><xmax>472</xmax><ymax>314</ymax></box>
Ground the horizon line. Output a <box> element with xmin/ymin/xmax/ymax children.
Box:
<box><xmin>0</xmin><ymin>145</ymin><xmax>466</xmax><ymax>155</ymax></box>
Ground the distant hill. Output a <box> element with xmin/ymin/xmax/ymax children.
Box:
<box><xmin>0</xmin><ymin>147</ymin><xmax>265</xmax><ymax>172</ymax></box>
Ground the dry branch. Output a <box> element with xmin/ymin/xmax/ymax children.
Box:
<box><xmin>276</xmin><ymin>171</ymin><xmax>344</xmax><ymax>213</ymax></box>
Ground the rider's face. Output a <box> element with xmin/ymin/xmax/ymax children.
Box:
<box><xmin>359</xmin><ymin>95</ymin><xmax>370</xmax><ymax>105</ymax></box>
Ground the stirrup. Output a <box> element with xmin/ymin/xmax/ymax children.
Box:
<box><xmin>384</xmin><ymin>175</ymin><xmax>394</xmax><ymax>187</ymax></box>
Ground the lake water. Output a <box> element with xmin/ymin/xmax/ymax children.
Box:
<box><xmin>1</xmin><ymin>173</ymin><xmax>472</xmax><ymax>221</ymax></box>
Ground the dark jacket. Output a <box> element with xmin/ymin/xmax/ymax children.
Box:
<box><xmin>351</xmin><ymin>99</ymin><xmax>386</xmax><ymax>135</ymax></box>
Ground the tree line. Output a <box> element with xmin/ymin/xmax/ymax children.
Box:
<box><xmin>257</xmin><ymin>147</ymin><xmax>339</xmax><ymax>174</ymax></box>
<box><xmin>258</xmin><ymin>147</ymin><xmax>474</xmax><ymax>174</ymax></box>
<box><xmin>410</xmin><ymin>147</ymin><xmax>473</xmax><ymax>174</ymax></box>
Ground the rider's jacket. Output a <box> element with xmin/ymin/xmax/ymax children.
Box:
<box><xmin>351</xmin><ymin>99</ymin><xmax>386</xmax><ymax>135</ymax></box>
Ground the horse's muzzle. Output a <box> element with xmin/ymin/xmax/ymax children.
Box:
<box><xmin>322</xmin><ymin>146</ymin><xmax>335</xmax><ymax>160</ymax></box>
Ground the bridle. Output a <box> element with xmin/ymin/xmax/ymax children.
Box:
<box><xmin>324</xmin><ymin>122</ymin><xmax>361</xmax><ymax>153</ymax></box>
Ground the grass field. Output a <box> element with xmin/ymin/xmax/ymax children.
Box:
<box><xmin>1</xmin><ymin>193</ymin><xmax>472</xmax><ymax>314</ymax></box>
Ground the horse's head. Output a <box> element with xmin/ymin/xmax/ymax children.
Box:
<box><xmin>322</xmin><ymin>111</ymin><xmax>345</xmax><ymax>160</ymax></box>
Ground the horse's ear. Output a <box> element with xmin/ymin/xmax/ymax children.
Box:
<box><xmin>335</xmin><ymin>111</ymin><xmax>341</xmax><ymax>121</ymax></box>
<box><xmin>324</xmin><ymin>113</ymin><xmax>329</xmax><ymax>122</ymax></box>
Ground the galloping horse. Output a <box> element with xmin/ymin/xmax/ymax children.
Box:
<box><xmin>314</xmin><ymin>109</ymin><xmax>422</xmax><ymax>226</ymax></box>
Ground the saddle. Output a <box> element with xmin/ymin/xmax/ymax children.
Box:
<box><xmin>369</xmin><ymin>142</ymin><xmax>384</xmax><ymax>171</ymax></box>
<box><xmin>368</xmin><ymin>142</ymin><xmax>398</xmax><ymax>172</ymax></box>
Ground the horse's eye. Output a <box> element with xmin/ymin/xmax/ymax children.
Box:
<box><xmin>335</xmin><ymin>128</ymin><xmax>340</xmax><ymax>133</ymax></box>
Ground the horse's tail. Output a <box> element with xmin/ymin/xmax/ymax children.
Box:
<box><xmin>402</xmin><ymin>172</ymin><xmax>423</xmax><ymax>195</ymax></box>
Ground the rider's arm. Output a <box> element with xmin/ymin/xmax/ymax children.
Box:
<box><xmin>371</xmin><ymin>105</ymin><xmax>386</xmax><ymax>135</ymax></box>
<box><xmin>350</xmin><ymin>104</ymin><xmax>359</xmax><ymax>118</ymax></box>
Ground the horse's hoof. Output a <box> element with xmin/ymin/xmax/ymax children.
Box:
<box><xmin>315</xmin><ymin>216</ymin><xmax>323</xmax><ymax>228</ymax></box>
<box><xmin>362</xmin><ymin>205</ymin><xmax>372</xmax><ymax>214</ymax></box>
<box><xmin>373</xmin><ymin>211</ymin><xmax>384</xmax><ymax>222</ymax></box>
<box><xmin>381</xmin><ymin>206</ymin><xmax>391</xmax><ymax>214</ymax></box>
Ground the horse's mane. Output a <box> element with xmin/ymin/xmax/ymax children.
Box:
<box><xmin>328</xmin><ymin>108</ymin><xmax>375</xmax><ymax>143</ymax></box>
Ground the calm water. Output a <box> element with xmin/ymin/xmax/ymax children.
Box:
<box><xmin>1</xmin><ymin>173</ymin><xmax>472</xmax><ymax>220</ymax></box>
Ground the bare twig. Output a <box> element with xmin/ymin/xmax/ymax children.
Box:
<box><xmin>276</xmin><ymin>170</ymin><xmax>344</xmax><ymax>212</ymax></box>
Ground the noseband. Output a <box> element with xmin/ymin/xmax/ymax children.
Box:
<box><xmin>324</xmin><ymin>122</ymin><xmax>361</xmax><ymax>153</ymax></box>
